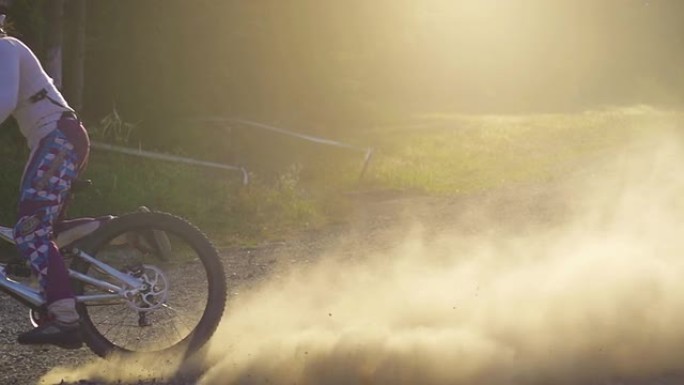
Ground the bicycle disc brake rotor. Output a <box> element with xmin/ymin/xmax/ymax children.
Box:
<box><xmin>124</xmin><ymin>264</ymin><xmax>169</xmax><ymax>312</ymax></box>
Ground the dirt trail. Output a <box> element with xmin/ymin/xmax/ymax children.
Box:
<box><xmin>8</xmin><ymin>148</ymin><xmax>684</xmax><ymax>385</ymax></box>
<box><xmin>0</xmin><ymin>185</ymin><xmax>561</xmax><ymax>385</ymax></box>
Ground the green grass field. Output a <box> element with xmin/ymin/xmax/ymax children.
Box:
<box><xmin>363</xmin><ymin>106</ymin><xmax>681</xmax><ymax>194</ymax></box>
<box><xmin>0</xmin><ymin>106</ymin><xmax>680</xmax><ymax>246</ymax></box>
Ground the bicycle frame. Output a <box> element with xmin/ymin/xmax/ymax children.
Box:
<box><xmin>0</xmin><ymin>224</ymin><xmax>144</xmax><ymax>310</ymax></box>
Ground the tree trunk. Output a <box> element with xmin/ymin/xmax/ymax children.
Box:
<box><xmin>44</xmin><ymin>0</ymin><xmax>65</xmax><ymax>89</ymax></box>
<box><xmin>67</xmin><ymin>0</ymin><xmax>86</xmax><ymax>111</ymax></box>
<box><xmin>0</xmin><ymin>1</ymin><xmax>13</xmax><ymax>12</ymax></box>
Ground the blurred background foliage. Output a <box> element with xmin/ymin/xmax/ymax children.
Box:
<box><xmin>7</xmin><ymin>0</ymin><xmax>684</xmax><ymax>149</ymax></box>
<box><xmin>1</xmin><ymin>0</ymin><xmax>683</xmax><ymax>243</ymax></box>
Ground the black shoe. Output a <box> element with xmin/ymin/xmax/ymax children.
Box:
<box><xmin>17</xmin><ymin>320</ymin><xmax>83</xmax><ymax>350</ymax></box>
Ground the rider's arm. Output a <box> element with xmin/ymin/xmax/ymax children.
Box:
<box><xmin>0</xmin><ymin>38</ymin><xmax>20</xmax><ymax>123</ymax></box>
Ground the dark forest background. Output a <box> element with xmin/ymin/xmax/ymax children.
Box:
<box><xmin>4</xmin><ymin>0</ymin><xmax>684</xmax><ymax>154</ymax></box>
<box><xmin>0</xmin><ymin>0</ymin><xmax>683</xmax><ymax>239</ymax></box>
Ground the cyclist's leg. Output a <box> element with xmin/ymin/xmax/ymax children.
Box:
<box><xmin>14</xmin><ymin>115</ymin><xmax>89</xmax><ymax>347</ymax></box>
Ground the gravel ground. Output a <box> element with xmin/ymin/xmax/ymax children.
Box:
<box><xmin>4</xmin><ymin>184</ymin><xmax>684</xmax><ymax>385</ymax></box>
<box><xmin>0</xmin><ymin>293</ymin><xmax>92</xmax><ymax>385</ymax></box>
<box><xmin>0</xmin><ymin>246</ymin><xmax>279</xmax><ymax>385</ymax></box>
<box><xmin>0</xmin><ymin>185</ymin><xmax>569</xmax><ymax>385</ymax></box>
<box><xmin>0</xmin><ymin>214</ymin><xmax>355</xmax><ymax>385</ymax></box>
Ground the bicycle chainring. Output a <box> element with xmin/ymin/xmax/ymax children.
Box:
<box><xmin>123</xmin><ymin>264</ymin><xmax>169</xmax><ymax>312</ymax></box>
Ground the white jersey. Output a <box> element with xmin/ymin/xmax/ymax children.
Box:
<box><xmin>0</xmin><ymin>36</ymin><xmax>71</xmax><ymax>149</ymax></box>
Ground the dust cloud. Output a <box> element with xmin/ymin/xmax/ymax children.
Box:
<box><xmin>39</xmin><ymin>354</ymin><xmax>184</xmax><ymax>384</ymax></box>
<box><xmin>43</xmin><ymin>129</ymin><xmax>684</xmax><ymax>385</ymax></box>
<box><xmin>200</xmin><ymin>131</ymin><xmax>684</xmax><ymax>385</ymax></box>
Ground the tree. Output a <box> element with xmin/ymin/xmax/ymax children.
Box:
<box><xmin>43</xmin><ymin>0</ymin><xmax>64</xmax><ymax>89</ymax></box>
<box><xmin>65</xmin><ymin>0</ymin><xmax>85</xmax><ymax>111</ymax></box>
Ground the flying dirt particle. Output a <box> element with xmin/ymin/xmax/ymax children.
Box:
<box><xmin>41</xmin><ymin>132</ymin><xmax>684</xmax><ymax>385</ymax></box>
<box><xmin>193</xmin><ymin>136</ymin><xmax>684</xmax><ymax>385</ymax></box>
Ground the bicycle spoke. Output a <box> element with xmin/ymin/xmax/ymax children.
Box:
<box><xmin>117</xmin><ymin>316</ymin><xmax>131</xmax><ymax>344</ymax></box>
<box><xmin>135</xmin><ymin>325</ymin><xmax>144</xmax><ymax>351</ymax></box>
<box><xmin>98</xmin><ymin>305</ymin><xmax>129</xmax><ymax>339</ymax></box>
<box><xmin>167</xmin><ymin>307</ymin><xmax>185</xmax><ymax>343</ymax></box>
<box><xmin>91</xmin><ymin>321</ymin><xmax>139</xmax><ymax>327</ymax></box>
<box><xmin>92</xmin><ymin>304</ymin><xmax>125</xmax><ymax>327</ymax></box>
<box><xmin>162</xmin><ymin>304</ymin><xmax>193</xmax><ymax>335</ymax></box>
<box><xmin>73</xmin><ymin>212</ymin><xmax>225</xmax><ymax>355</ymax></box>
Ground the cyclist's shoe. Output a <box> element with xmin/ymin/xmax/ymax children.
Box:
<box><xmin>17</xmin><ymin>320</ymin><xmax>83</xmax><ymax>350</ymax></box>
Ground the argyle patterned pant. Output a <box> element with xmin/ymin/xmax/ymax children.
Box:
<box><xmin>14</xmin><ymin>116</ymin><xmax>89</xmax><ymax>305</ymax></box>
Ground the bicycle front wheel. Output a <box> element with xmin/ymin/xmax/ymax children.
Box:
<box><xmin>70</xmin><ymin>211</ymin><xmax>227</xmax><ymax>357</ymax></box>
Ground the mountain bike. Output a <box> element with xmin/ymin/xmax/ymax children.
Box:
<box><xmin>0</xmin><ymin>179</ymin><xmax>227</xmax><ymax>358</ymax></box>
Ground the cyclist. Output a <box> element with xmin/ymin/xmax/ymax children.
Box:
<box><xmin>0</xmin><ymin>12</ymin><xmax>89</xmax><ymax>349</ymax></box>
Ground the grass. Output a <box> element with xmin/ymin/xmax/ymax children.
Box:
<box><xmin>361</xmin><ymin>106</ymin><xmax>681</xmax><ymax>194</ymax></box>
<box><xmin>0</xmin><ymin>106</ymin><xmax>680</xmax><ymax>246</ymax></box>
<box><xmin>71</xmin><ymin>151</ymin><xmax>327</xmax><ymax>246</ymax></box>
